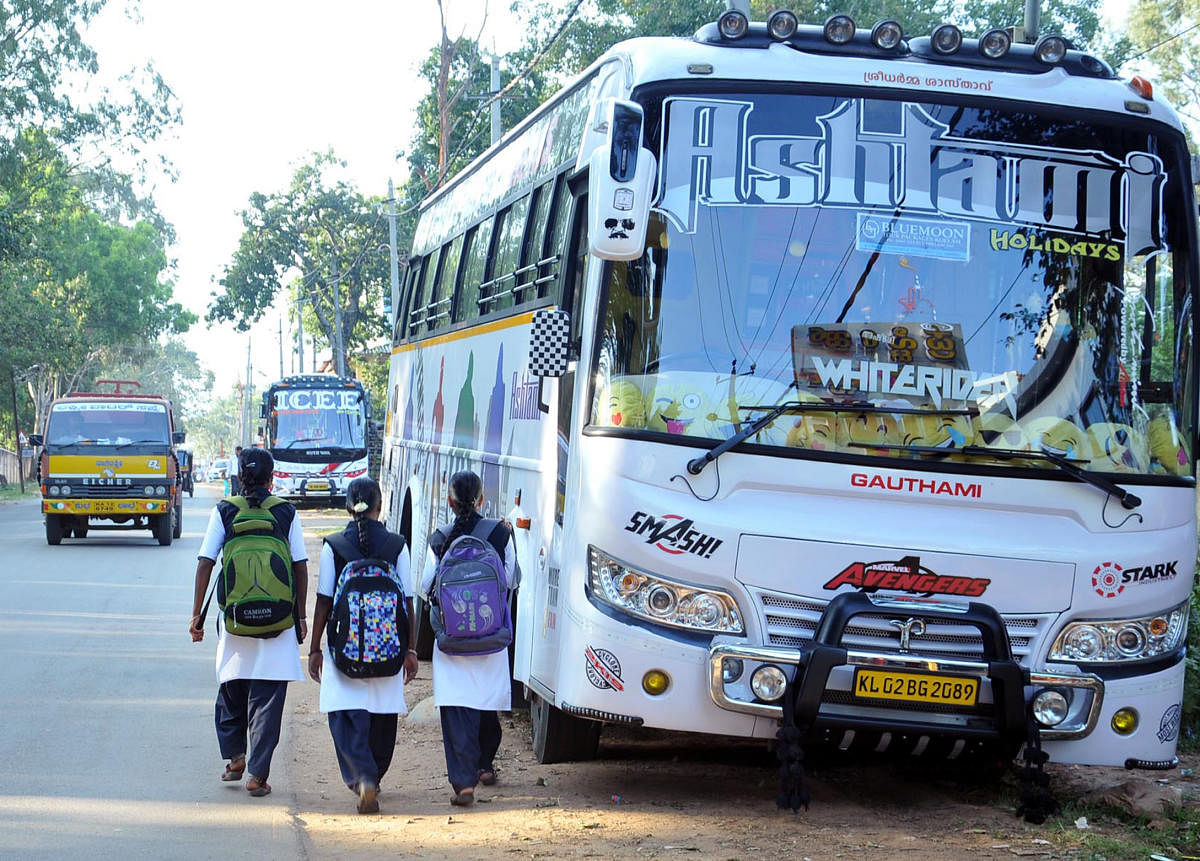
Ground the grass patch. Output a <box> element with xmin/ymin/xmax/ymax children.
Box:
<box><xmin>0</xmin><ymin>482</ymin><xmax>35</xmax><ymax>503</ymax></box>
<box><xmin>1046</xmin><ymin>798</ymin><xmax>1200</xmax><ymax>860</ymax></box>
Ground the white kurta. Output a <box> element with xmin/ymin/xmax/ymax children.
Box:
<box><xmin>420</xmin><ymin>534</ymin><xmax>516</xmax><ymax>711</ymax></box>
<box><xmin>317</xmin><ymin>537</ymin><xmax>413</xmax><ymax>715</ymax></box>
<box><xmin>199</xmin><ymin>504</ymin><xmax>308</xmax><ymax>684</ymax></box>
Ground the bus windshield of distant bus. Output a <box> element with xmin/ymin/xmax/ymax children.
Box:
<box><xmin>266</xmin><ymin>386</ymin><xmax>366</xmax><ymax>454</ymax></box>
<box><xmin>591</xmin><ymin>92</ymin><xmax>1196</xmax><ymax>479</ymax></box>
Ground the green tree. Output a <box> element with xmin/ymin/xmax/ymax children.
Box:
<box><xmin>92</xmin><ymin>339</ymin><xmax>213</xmax><ymax>419</ymax></box>
<box><xmin>1126</xmin><ymin>0</ymin><xmax>1200</xmax><ymax>129</ymax></box>
<box><xmin>209</xmin><ymin>152</ymin><xmax>390</xmax><ymax>379</ymax></box>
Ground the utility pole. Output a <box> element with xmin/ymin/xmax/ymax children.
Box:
<box><xmin>9</xmin><ymin>370</ymin><xmax>24</xmax><ymax>493</ymax></box>
<box><xmin>297</xmin><ymin>289</ymin><xmax>304</xmax><ymax>375</ymax></box>
<box><xmin>243</xmin><ymin>341</ymin><xmax>252</xmax><ymax>446</ymax></box>
<box><xmin>278</xmin><ymin>316</ymin><xmax>284</xmax><ymax>379</ymax></box>
<box><xmin>1024</xmin><ymin>0</ymin><xmax>1041</xmax><ymax>41</ymax></box>
<box><xmin>490</xmin><ymin>52</ymin><xmax>502</xmax><ymax>146</ymax></box>
<box><xmin>332</xmin><ymin>253</ymin><xmax>345</xmax><ymax>378</ymax></box>
<box><xmin>387</xmin><ymin>179</ymin><xmax>401</xmax><ymax>332</ymax></box>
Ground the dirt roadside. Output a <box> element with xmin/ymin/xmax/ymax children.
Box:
<box><xmin>286</xmin><ymin>511</ymin><xmax>1199</xmax><ymax>860</ymax></box>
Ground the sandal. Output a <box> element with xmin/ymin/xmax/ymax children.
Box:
<box><xmin>450</xmin><ymin>787</ymin><xmax>475</xmax><ymax>807</ymax></box>
<box><xmin>357</xmin><ymin>782</ymin><xmax>379</xmax><ymax>815</ymax></box>
<box><xmin>221</xmin><ymin>755</ymin><xmax>246</xmax><ymax>782</ymax></box>
<box><xmin>246</xmin><ymin>775</ymin><xmax>272</xmax><ymax>797</ymax></box>
<box><xmin>478</xmin><ymin>769</ymin><xmax>497</xmax><ymax>786</ymax></box>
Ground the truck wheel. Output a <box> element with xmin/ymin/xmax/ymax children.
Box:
<box><xmin>73</xmin><ymin>518</ymin><xmax>88</xmax><ymax>539</ymax></box>
<box><xmin>413</xmin><ymin>595</ymin><xmax>435</xmax><ymax>660</ymax></box>
<box><xmin>172</xmin><ymin>502</ymin><xmax>182</xmax><ymax>538</ymax></box>
<box><xmin>45</xmin><ymin>515</ymin><xmax>64</xmax><ymax>546</ymax></box>
<box><xmin>153</xmin><ymin>513</ymin><xmax>173</xmax><ymax>546</ymax></box>
<box><xmin>530</xmin><ymin>693</ymin><xmax>601</xmax><ymax>764</ymax></box>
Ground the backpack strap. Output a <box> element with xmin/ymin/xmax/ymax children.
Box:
<box><xmin>429</xmin><ymin>526</ymin><xmax>451</xmax><ymax>560</ymax></box>
<box><xmin>324</xmin><ymin>533</ymin><xmax>362</xmax><ymax>570</ymax></box>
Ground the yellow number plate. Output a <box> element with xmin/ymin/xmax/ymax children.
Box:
<box><xmin>853</xmin><ymin>668</ymin><xmax>979</xmax><ymax>706</ymax></box>
<box><xmin>305</xmin><ymin>481</ymin><xmax>330</xmax><ymax>491</ymax></box>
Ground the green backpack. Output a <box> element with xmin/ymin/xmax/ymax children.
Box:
<box><xmin>216</xmin><ymin>496</ymin><xmax>296</xmax><ymax>638</ymax></box>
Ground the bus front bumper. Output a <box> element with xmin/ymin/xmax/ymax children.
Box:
<box><xmin>43</xmin><ymin>498</ymin><xmax>170</xmax><ymax>516</ymax></box>
<box><xmin>708</xmin><ymin>593</ymin><xmax>1104</xmax><ymax>748</ymax></box>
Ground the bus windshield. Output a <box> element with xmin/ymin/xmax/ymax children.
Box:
<box><xmin>268</xmin><ymin>387</ymin><xmax>366</xmax><ymax>454</ymax></box>
<box><xmin>46</xmin><ymin>401</ymin><xmax>170</xmax><ymax>447</ymax></box>
<box><xmin>591</xmin><ymin>92</ymin><xmax>1196</xmax><ymax>479</ymax></box>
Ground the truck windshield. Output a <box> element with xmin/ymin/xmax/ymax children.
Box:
<box><xmin>45</xmin><ymin>401</ymin><xmax>170</xmax><ymax>447</ymax></box>
<box><xmin>589</xmin><ymin>91</ymin><xmax>1196</xmax><ymax>480</ymax></box>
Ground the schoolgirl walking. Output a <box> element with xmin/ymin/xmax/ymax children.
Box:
<box><xmin>420</xmin><ymin>470</ymin><xmax>517</xmax><ymax>807</ymax></box>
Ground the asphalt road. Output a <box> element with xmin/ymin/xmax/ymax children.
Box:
<box><xmin>0</xmin><ymin>485</ymin><xmax>305</xmax><ymax>859</ymax></box>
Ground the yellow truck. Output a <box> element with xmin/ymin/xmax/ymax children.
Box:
<box><xmin>29</xmin><ymin>382</ymin><xmax>187</xmax><ymax>546</ymax></box>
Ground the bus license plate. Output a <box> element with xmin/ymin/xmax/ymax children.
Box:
<box><xmin>853</xmin><ymin>668</ymin><xmax>979</xmax><ymax>706</ymax></box>
<box><xmin>306</xmin><ymin>480</ymin><xmax>329</xmax><ymax>491</ymax></box>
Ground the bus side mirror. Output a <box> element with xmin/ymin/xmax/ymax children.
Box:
<box><xmin>28</xmin><ymin>434</ymin><xmax>43</xmax><ymax>447</ymax></box>
<box><xmin>172</xmin><ymin>430</ymin><xmax>187</xmax><ymax>445</ymax></box>
<box><xmin>586</xmin><ymin>99</ymin><xmax>656</xmax><ymax>261</ymax></box>
<box><xmin>529</xmin><ymin>309</ymin><xmax>571</xmax><ymax>379</ymax></box>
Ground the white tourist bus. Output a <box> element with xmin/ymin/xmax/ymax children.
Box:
<box><xmin>382</xmin><ymin>10</ymin><xmax>1197</xmax><ymax>773</ymax></box>
<box><xmin>261</xmin><ymin>374</ymin><xmax>370</xmax><ymax>505</ymax></box>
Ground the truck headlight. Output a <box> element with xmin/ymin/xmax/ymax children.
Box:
<box><xmin>1049</xmin><ymin>601</ymin><xmax>1189</xmax><ymax>663</ymax></box>
<box><xmin>587</xmin><ymin>546</ymin><xmax>744</xmax><ymax>635</ymax></box>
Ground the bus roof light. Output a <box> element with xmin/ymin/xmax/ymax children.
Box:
<box><xmin>979</xmin><ymin>28</ymin><xmax>1011</xmax><ymax>59</ymax></box>
<box><xmin>823</xmin><ymin>14</ymin><xmax>856</xmax><ymax>45</ymax></box>
<box><xmin>1034</xmin><ymin>34</ymin><xmax>1068</xmax><ymax>64</ymax></box>
<box><xmin>1129</xmin><ymin>75</ymin><xmax>1154</xmax><ymax>100</ymax></box>
<box><xmin>768</xmin><ymin>10</ymin><xmax>798</xmax><ymax>41</ymax></box>
<box><xmin>931</xmin><ymin>24</ymin><xmax>963</xmax><ymax>55</ymax></box>
<box><xmin>717</xmin><ymin>10</ymin><xmax>749</xmax><ymax>40</ymax></box>
<box><xmin>870</xmin><ymin>20</ymin><xmax>903</xmax><ymax>50</ymax></box>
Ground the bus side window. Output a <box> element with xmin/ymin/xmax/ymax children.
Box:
<box><xmin>400</xmin><ymin>257</ymin><xmax>425</xmax><ymax>343</ymax></box>
<box><xmin>564</xmin><ymin>192</ymin><xmax>589</xmax><ymax>352</ymax></box>
<box><xmin>518</xmin><ymin>178</ymin><xmax>555</xmax><ymax>304</ymax></box>
<box><xmin>484</xmin><ymin>194</ymin><xmax>531</xmax><ymax>316</ymax></box>
<box><xmin>409</xmin><ymin>247</ymin><xmax>441</xmax><ymax>339</ymax></box>
<box><xmin>427</xmin><ymin>234</ymin><xmax>464</xmax><ymax>332</ymax></box>
<box><xmin>545</xmin><ymin>172</ymin><xmax>576</xmax><ymax>303</ymax></box>
<box><xmin>456</xmin><ymin>217</ymin><xmax>494</xmax><ymax>324</ymax></box>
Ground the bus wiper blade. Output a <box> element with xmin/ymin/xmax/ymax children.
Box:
<box><xmin>686</xmin><ymin>401</ymin><xmax>815</xmax><ymax>476</ymax></box>
<box><xmin>956</xmin><ymin>445</ymin><xmax>1142</xmax><ymax>510</ymax></box>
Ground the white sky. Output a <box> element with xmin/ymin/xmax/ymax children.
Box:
<box><xmin>83</xmin><ymin>1</ymin><xmax>1141</xmax><ymax>401</ymax></box>
<box><xmin>84</xmin><ymin>0</ymin><xmax>524</xmax><ymax>397</ymax></box>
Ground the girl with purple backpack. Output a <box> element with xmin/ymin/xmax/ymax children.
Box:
<box><xmin>420</xmin><ymin>470</ymin><xmax>516</xmax><ymax>807</ymax></box>
<box><xmin>309</xmin><ymin>477</ymin><xmax>418</xmax><ymax>814</ymax></box>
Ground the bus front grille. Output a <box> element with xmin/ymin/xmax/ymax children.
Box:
<box><xmin>753</xmin><ymin>588</ymin><xmax>1048</xmax><ymax>666</ymax></box>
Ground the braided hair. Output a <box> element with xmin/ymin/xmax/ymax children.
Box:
<box><xmin>345</xmin><ymin>476</ymin><xmax>383</xmax><ymax>554</ymax></box>
<box><xmin>444</xmin><ymin>470</ymin><xmax>483</xmax><ymax>546</ymax></box>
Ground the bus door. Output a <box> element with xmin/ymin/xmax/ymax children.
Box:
<box><xmin>527</xmin><ymin>182</ymin><xmax>589</xmax><ymax>695</ymax></box>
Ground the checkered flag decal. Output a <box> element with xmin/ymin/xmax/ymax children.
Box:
<box><xmin>529</xmin><ymin>309</ymin><xmax>570</xmax><ymax>377</ymax></box>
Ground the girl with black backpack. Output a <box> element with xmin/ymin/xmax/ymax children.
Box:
<box><xmin>308</xmin><ymin>477</ymin><xmax>418</xmax><ymax>814</ymax></box>
<box><xmin>420</xmin><ymin>470</ymin><xmax>516</xmax><ymax>807</ymax></box>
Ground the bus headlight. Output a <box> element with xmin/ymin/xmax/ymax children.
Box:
<box><xmin>1049</xmin><ymin>601</ymin><xmax>1189</xmax><ymax>663</ymax></box>
<box><xmin>587</xmin><ymin>546</ymin><xmax>744</xmax><ymax>635</ymax></box>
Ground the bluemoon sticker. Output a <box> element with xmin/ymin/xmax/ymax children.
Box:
<box><xmin>585</xmin><ymin>646</ymin><xmax>625</xmax><ymax>692</ymax></box>
<box><xmin>1157</xmin><ymin>704</ymin><xmax>1181</xmax><ymax>743</ymax></box>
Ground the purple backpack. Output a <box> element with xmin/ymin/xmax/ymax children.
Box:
<box><xmin>429</xmin><ymin>518</ymin><xmax>512</xmax><ymax>655</ymax></box>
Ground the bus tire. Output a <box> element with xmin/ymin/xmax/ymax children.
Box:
<box><xmin>73</xmin><ymin>517</ymin><xmax>88</xmax><ymax>539</ymax></box>
<box><xmin>413</xmin><ymin>596</ymin><xmax>435</xmax><ymax>660</ymax></box>
<box><xmin>153</xmin><ymin>513</ymin><xmax>173</xmax><ymax>546</ymax></box>
<box><xmin>45</xmin><ymin>514</ymin><xmax>64</xmax><ymax>546</ymax></box>
<box><xmin>172</xmin><ymin>502</ymin><xmax>183</xmax><ymax>538</ymax></box>
<box><xmin>530</xmin><ymin>693</ymin><xmax>601</xmax><ymax>764</ymax></box>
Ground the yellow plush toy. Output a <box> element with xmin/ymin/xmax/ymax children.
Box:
<box><xmin>971</xmin><ymin>411</ymin><xmax>1027</xmax><ymax>450</ymax></box>
<box><xmin>785</xmin><ymin>394</ymin><xmax>837</xmax><ymax>451</ymax></box>
<box><xmin>1148</xmin><ymin>414</ymin><xmax>1192</xmax><ymax>476</ymax></box>
<box><xmin>838</xmin><ymin>409</ymin><xmax>903</xmax><ymax>454</ymax></box>
<box><xmin>1025</xmin><ymin>416</ymin><xmax>1091</xmax><ymax>461</ymax></box>
<box><xmin>900</xmin><ymin>409</ymin><xmax>973</xmax><ymax>451</ymax></box>
<box><xmin>1085</xmin><ymin>422</ymin><xmax>1149</xmax><ymax>473</ymax></box>
<box><xmin>597</xmin><ymin>379</ymin><xmax>647</xmax><ymax>430</ymax></box>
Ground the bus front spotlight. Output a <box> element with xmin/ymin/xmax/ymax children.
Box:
<box><xmin>718</xmin><ymin>10</ymin><xmax>749</xmax><ymax>40</ymax></box>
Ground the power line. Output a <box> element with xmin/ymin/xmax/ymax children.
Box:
<box><xmin>1129</xmin><ymin>21</ymin><xmax>1200</xmax><ymax>62</ymax></box>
